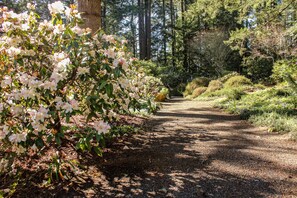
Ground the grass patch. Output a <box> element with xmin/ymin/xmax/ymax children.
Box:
<box><xmin>215</xmin><ymin>87</ymin><xmax>297</xmax><ymax>137</ymax></box>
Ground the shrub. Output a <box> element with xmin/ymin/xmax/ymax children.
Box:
<box><xmin>272</xmin><ymin>60</ymin><xmax>297</xmax><ymax>92</ymax></box>
<box><xmin>192</xmin><ymin>87</ymin><xmax>207</xmax><ymax>98</ymax></box>
<box><xmin>0</xmin><ymin>3</ymin><xmax>162</xmax><ymax>176</ymax></box>
<box><xmin>155</xmin><ymin>88</ymin><xmax>169</xmax><ymax>102</ymax></box>
<box><xmin>206</xmin><ymin>80</ymin><xmax>223</xmax><ymax>92</ymax></box>
<box><xmin>218</xmin><ymin>72</ymin><xmax>240</xmax><ymax>83</ymax></box>
<box><xmin>183</xmin><ymin>77</ymin><xmax>210</xmax><ymax>96</ymax></box>
<box><xmin>227</xmin><ymin>88</ymin><xmax>246</xmax><ymax>100</ymax></box>
<box><xmin>224</xmin><ymin>75</ymin><xmax>252</xmax><ymax>88</ymax></box>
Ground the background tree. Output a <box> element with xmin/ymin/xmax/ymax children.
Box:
<box><xmin>78</xmin><ymin>0</ymin><xmax>101</xmax><ymax>31</ymax></box>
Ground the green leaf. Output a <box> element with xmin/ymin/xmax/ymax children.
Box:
<box><xmin>106</xmin><ymin>84</ymin><xmax>113</xmax><ymax>97</ymax></box>
<box><xmin>55</xmin><ymin>136</ymin><xmax>62</xmax><ymax>146</ymax></box>
<box><xmin>93</xmin><ymin>147</ymin><xmax>103</xmax><ymax>157</ymax></box>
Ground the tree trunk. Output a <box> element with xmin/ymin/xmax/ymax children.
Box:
<box><xmin>78</xmin><ymin>0</ymin><xmax>101</xmax><ymax>32</ymax></box>
<box><xmin>138</xmin><ymin>0</ymin><xmax>146</xmax><ymax>59</ymax></box>
<box><xmin>181</xmin><ymin>0</ymin><xmax>188</xmax><ymax>70</ymax></box>
<box><xmin>170</xmin><ymin>0</ymin><xmax>176</xmax><ymax>68</ymax></box>
<box><xmin>102</xmin><ymin>0</ymin><xmax>106</xmax><ymax>31</ymax></box>
<box><xmin>131</xmin><ymin>0</ymin><xmax>137</xmax><ymax>57</ymax></box>
<box><xmin>145</xmin><ymin>0</ymin><xmax>152</xmax><ymax>60</ymax></box>
<box><xmin>163</xmin><ymin>0</ymin><xmax>167</xmax><ymax>64</ymax></box>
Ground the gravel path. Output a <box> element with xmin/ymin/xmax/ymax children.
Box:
<box><xmin>64</xmin><ymin>98</ymin><xmax>297</xmax><ymax>197</ymax></box>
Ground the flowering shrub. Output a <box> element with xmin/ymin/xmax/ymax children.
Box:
<box><xmin>0</xmin><ymin>2</ymin><xmax>161</xmax><ymax>176</ymax></box>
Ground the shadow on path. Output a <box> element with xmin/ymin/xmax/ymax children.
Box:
<box><xmin>13</xmin><ymin>98</ymin><xmax>297</xmax><ymax>197</ymax></box>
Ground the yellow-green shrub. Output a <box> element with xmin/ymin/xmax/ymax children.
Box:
<box><xmin>155</xmin><ymin>88</ymin><xmax>169</xmax><ymax>102</ymax></box>
<box><xmin>218</xmin><ymin>72</ymin><xmax>240</xmax><ymax>83</ymax></box>
<box><xmin>192</xmin><ymin>87</ymin><xmax>207</xmax><ymax>98</ymax></box>
<box><xmin>224</xmin><ymin>75</ymin><xmax>252</xmax><ymax>88</ymax></box>
<box><xmin>206</xmin><ymin>80</ymin><xmax>223</xmax><ymax>92</ymax></box>
<box><xmin>184</xmin><ymin>77</ymin><xmax>210</xmax><ymax>96</ymax></box>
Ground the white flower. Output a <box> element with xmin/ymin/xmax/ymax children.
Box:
<box><xmin>65</xmin><ymin>7</ymin><xmax>71</xmax><ymax>18</ymax></box>
<box><xmin>69</xmin><ymin>99</ymin><xmax>79</xmax><ymax>110</ymax></box>
<box><xmin>55</xmin><ymin>97</ymin><xmax>64</xmax><ymax>109</ymax></box>
<box><xmin>14</xmin><ymin>145</ymin><xmax>26</xmax><ymax>155</ymax></box>
<box><xmin>35</xmin><ymin>107</ymin><xmax>50</xmax><ymax>122</ymax></box>
<box><xmin>102</xmin><ymin>35</ymin><xmax>115</xmax><ymax>43</ymax></box>
<box><xmin>62</xmin><ymin>102</ymin><xmax>73</xmax><ymax>113</ymax></box>
<box><xmin>5</xmin><ymin>36</ymin><xmax>22</xmax><ymax>46</ymax></box>
<box><xmin>56</xmin><ymin>58</ymin><xmax>70</xmax><ymax>72</ymax></box>
<box><xmin>42</xmin><ymin>80</ymin><xmax>57</xmax><ymax>91</ymax></box>
<box><xmin>93</xmin><ymin>121</ymin><xmax>111</xmax><ymax>134</ymax></box>
<box><xmin>1</xmin><ymin>76</ymin><xmax>12</xmax><ymax>88</ymax></box>
<box><xmin>20</xmin><ymin>89</ymin><xmax>35</xmax><ymax>99</ymax></box>
<box><xmin>31</xmin><ymin>121</ymin><xmax>47</xmax><ymax>132</ymax></box>
<box><xmin>27</xmin><ymin>3</ymin><xmax>36</xmax><ymax>10</ymax></box>
<box><xmin>48</xmin><ymin>1</ymin><xmax>65</xmax><ymax>14</ymax></box>
<box><xmin>53</xmin><ymin>24</ymin><xmax>65</xmax><ymax>35</ymax></box>
<box><xmin>105</xmin><ymin>48</ymin><xmax>116</xmax><ymax>59</ymax></box>
<box><xmin>21</xmin><ymin>23</ymin><xmax>30</xmax><ymax>31</ymax></box>
<box><xmin>71</xmin><ymin>26</ymin><xmax>83</xmax><ymax>36</ymax></box>
<box><xmin>3</xmin><ymin>11</ymin><xmax>18</xmax><ymax>20</ymax></box>
<box><xmin>50</xmin><ymin>70</ymin><xmax>64</xmax><ymax>83</ymax></box>
<box><xmin>6</xmin><ymin>47</ymin><xmax>21</xmax><ymax>56</ymax></box>
<box><xmin>19</xmin><ymin>12</ymin><xmax>29</xmax><ymax>20</ymax></box>
<box><xmin>0</xmin><ymin>103</ymin><xmax>3</xmax><ymax>112</ymax></box>
<box><xmin>2</xmin><ymin>21</ymin><xmax>13</xmax><ymax>32</ymax></box>
<box><xmin>54</xmin><ymin>52</ymin><xmax>67</xmax><ymax>62</ymax></box>
<box><xmin>11</xmin><ymin>105</ymin><xmax>23</xmax><ymax>116</ymax></box>
<box><xmin>113</xmin><ymin>59</ymin><xmax>119</xmax><ymax>68</ymax></box>
<box><xmin>119</xmin><ymin>58</ymin><xmax>128</xmax><ymax>70</ymax></box>
<box><xmin>9</xmin><ymin>133</ymin><xmax>27</xmax><ymax>144</ymax></box>
<box><xmin>77</xmin><ymin>67</ymin><xmax>90</xmax><ymax>75</ymax></box>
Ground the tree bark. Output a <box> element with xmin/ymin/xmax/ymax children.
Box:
<box><xmin>163</xmin><ymin>0</ymin><xmax>167</xmax><ymax>64</ymax></box>
<box><xmin>181</xmin><ymin>0</ymin><xmax>188</xmax><ymax>70</ymax></box>
<box><xmin>78</xmin><ymin>0</ymin><xmax>102</xmax><ymax>32</ymax></box>
<box><xmin>145</xmin><ymin>0</ymin><xmax>152</xmax><ymax>60</ymax></box>
<box><xmin>170</xmin><ymin>0</ymin><xmax>176</xmax><ymax>68</ymax></box>
<box><xmin>131</xmin><ymin>0</ymin><xmax>137</xmax><ymax>57</ymax></box>
<box><xmin>138</xmin><ymin>0</ymin><xmax>146</xmax><ymax>59</ymax></box>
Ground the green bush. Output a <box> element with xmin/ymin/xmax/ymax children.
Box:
<box><xmin>272</xmin><ymin>60</ymin><xmax>297</xmax><ymax>92</ymax></box>
<box><xmin>184</xmin><ymin>77</ymin><xmax>210</xmax><ymax>96</ymax></box>
<box><xmin>192</xmin><ymin>87</ymin><xmax>207</xmax><ymax>98</ymax></box>
<box><xmin>206</xmin><ymin>80</ymin><xmax>223</xmax><ymax>92</ymax></box>
<box><xmin>227</xmin><ymin>88</ymin><xmax>246</xmax><ymax>100</ymax></box>
<box><xmin>224</xmin><ymin>75</ymin><xmax>252</xmax><ymax>88</ymax></box>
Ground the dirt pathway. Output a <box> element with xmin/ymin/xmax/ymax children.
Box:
<box><xmin>60</xmin><ymin>98</ymin><xmax>297</xmax><ymax>197</ymax></box>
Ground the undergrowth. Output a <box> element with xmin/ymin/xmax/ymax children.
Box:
<box><xmin>215</xmin><ymin>87</ymin><xmax>297</xmax><ymax>138</ymax></box>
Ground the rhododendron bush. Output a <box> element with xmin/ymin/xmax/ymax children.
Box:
<box><xmin>0</xmin><ymin>2</ymin><xmax>162</xmax><ymax>175</ymax></box>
